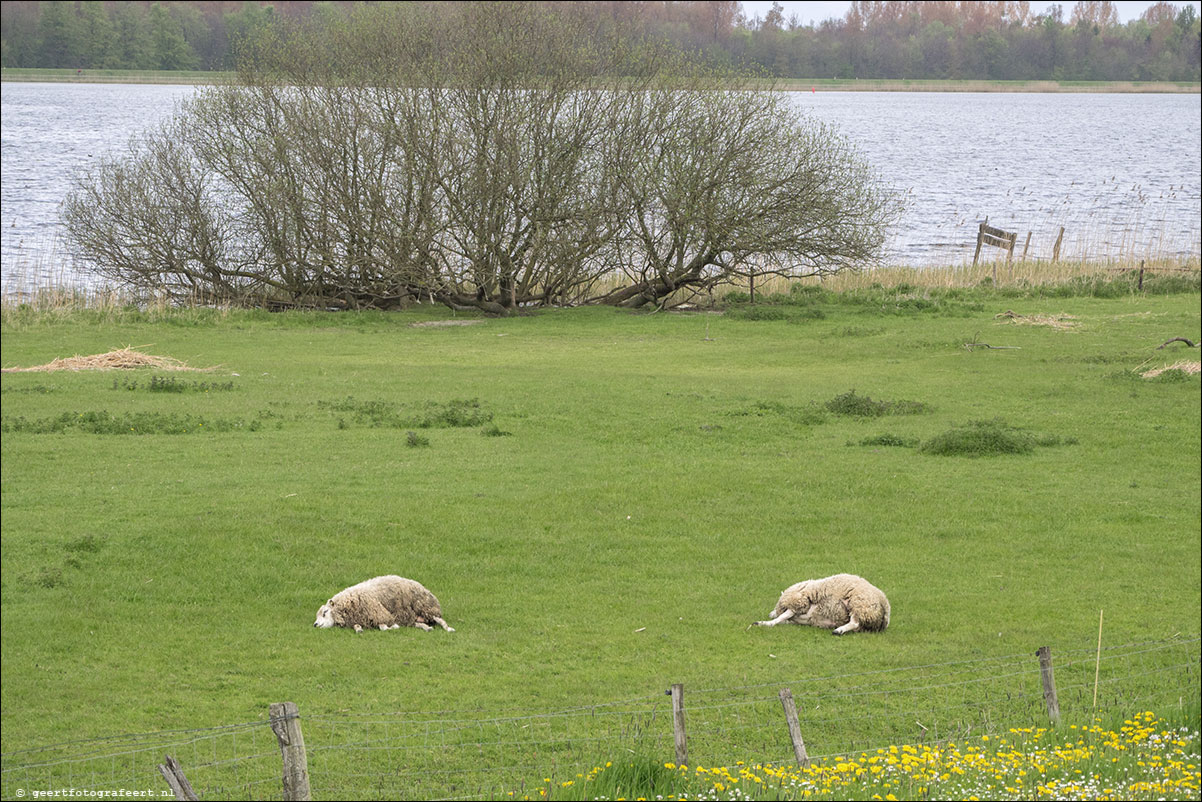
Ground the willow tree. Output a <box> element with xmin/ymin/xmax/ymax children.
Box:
<box><xmin>594</xmin><ymin>76</ymin><xmax>900</xmax><ymax>309</ymax></box>
<box><xmin>61</xmin><ymin>2</ymin><xmax>898</xmax><ymax>312</ymax></box>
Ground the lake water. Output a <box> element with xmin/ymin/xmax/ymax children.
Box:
<box><xmin>2</xmin><ymin>82</ymin><xmax>1199</xmax><ymax>292</ymax></box>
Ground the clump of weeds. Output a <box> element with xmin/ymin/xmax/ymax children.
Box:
<box><xmin>853</xmin><ymin>433</ymin><xmax>919</xmax><ymax>448</ymax></box>
<box><xmin>919</xmin><ymin>418</ymin><xmax>1077</xmax><ymax>457</ymax></box>
<box><xmin>728</xmin><ymin>400</ymin><xmax>827</xmax><ymax>425</ymax></box>
<box><xmin>2</xmin><ymin>411</ymin><xmax>251</xmax><ymax>434</ymax></box>
<box><xmin>317</xmin><ymin>397</ymin><xmax>492</xmax><ymax>429</ymax></box>
<box><xmin>112</xmin><ymin>375</ymin><xmax>236</xmax><ymax>393</ymax></box>
<box><xmin>406</xmin><ymin>431</ymin><xmax>430</xmax><ymax>447</ymax></box>
<box><xmin>825</xmin><ymin>389</ymin><xmax>930</xmax><ymax>417</ymax></box>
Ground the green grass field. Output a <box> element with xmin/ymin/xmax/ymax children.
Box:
<box><xmin>1</xmin><ymin>282</ymin><xmax>1199</xmax><ymax>799</ymax></box>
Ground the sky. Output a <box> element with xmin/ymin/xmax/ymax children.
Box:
<box><xmin>738</xmin><ymin>1</ymin><xmax>1201</xmax><ymax>27</ymax></box>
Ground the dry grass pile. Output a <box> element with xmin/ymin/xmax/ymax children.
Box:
<box><xmin>994</xmin><ymin>310</ymin><xmax>1079</xmax><ymax>329</ymax></box>
<box><xmin>1140</xmin><ymin>360</ymin><xmax>1201</xmax><ymax>379</ymax></box>
<box><xmin>2</xmin><ymin>347</ymin><xmax>200</xmax><ymax>373</ymax></box>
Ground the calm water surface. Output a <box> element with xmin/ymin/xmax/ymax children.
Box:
<box><xmin>2</xmin><ymin>82</ymin><xmax>1199</xmax><ymax>290</ymax></box>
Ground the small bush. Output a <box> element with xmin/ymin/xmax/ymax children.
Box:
<box><xmin>405</xmin><ymin>431</ymin><xmax>430</xmax><ymax>447</ymax></box>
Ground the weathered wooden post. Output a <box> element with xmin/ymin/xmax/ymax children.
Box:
<box><xmin>974</xmin><ymin>223</ymin><xmax>1019</xmax><ymax>277</ymax></box>
<box><xmin>158</xmin><ymin>755</ymin><xmax>199</xmax><ymax>801</ymax></box>
<box><xmin>778</xmin><ymin>688</ymin><xmax>810</xmax><ymax>768</ymax></box>
<box><xmin>1035</xmin><ymin>647</ymin><xmax>1061</xmax><ymax>725</ymax></box>
<box><xmin>670</xmin><ymin>683</ymin><xmax>688</xmax><ymax>767</ymax></box>
<box><xmin>1052</xmin><ymin>227</ymin><xmax>1065</xmax><ymax>262</ymax></box>
<box><xmin>1138</xmin><ymin>260</ymin><xmax>1145</xmax><ymax>291</ymax></box>
<box><xmin>270</xmin><ymin>701</ymin><xmax>313</xmax><ymax>801</ymax></box>
<box><xmin>1021</xmin><ymin>231</ymin><xmax>1032</xmax><ymax>260</ymax></box>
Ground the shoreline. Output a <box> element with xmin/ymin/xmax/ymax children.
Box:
<box><xmin>3</xmin><ymin>68</ymin><xmax>1199</xmax><ymax>92</ymax></box>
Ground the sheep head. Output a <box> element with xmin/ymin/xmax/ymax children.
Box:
<box><xmin>313</xmin><ymin>600</ymin><xmax>338</xmax><ymax>628</ymax></box>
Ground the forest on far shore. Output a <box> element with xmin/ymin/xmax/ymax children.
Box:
<box><xmin>1</xmin><ymin>0</ymin><xmax>1200</xmax><ymax>82</ymax></box>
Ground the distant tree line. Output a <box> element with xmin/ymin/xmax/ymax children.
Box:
<box><xmin>60</xmin><ymin>3</ymin><xmax>898</xmax><ymax>312</ymax></box>
<box><xmin>2</xmin><ymin>1</ymin><xmax>1200</xmax><ymax>81</ymax></box>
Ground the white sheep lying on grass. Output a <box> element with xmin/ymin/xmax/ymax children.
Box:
<box><xmin>752</xmin><ymin>573</ymin><xmax>890</xmax><ymax>635</ymax></box>
<box><xmin>314</xmin><ymin>575</ymin><xmax>454</xmax><ymax>633</ymax></box>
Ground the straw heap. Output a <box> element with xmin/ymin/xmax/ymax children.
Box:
<box><xmin>2</xmin><ymin>347</ymin><xmax>197</xmax><ymax>373</ymax></box>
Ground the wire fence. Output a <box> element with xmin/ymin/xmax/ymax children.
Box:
<box><xmin>2</xmin><ymin>635</ymin><xmax>1197</xmax><ymax>801</ymax></box>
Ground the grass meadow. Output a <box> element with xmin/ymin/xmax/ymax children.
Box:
<box><xmin>1</xmin><ymin>276</ymin><xmax>1199</xmax><ymax>799</ymax></box>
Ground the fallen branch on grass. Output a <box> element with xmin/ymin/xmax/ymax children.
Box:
<box><xmin>1156</xmin><ymin>337</ymin><xmax>1199</xmax><ymax>349</ymax></box>
<box><xmin>964</xmin><ymin>332</ymin><xmax>1021</xmax><ymax>352</ymax></box>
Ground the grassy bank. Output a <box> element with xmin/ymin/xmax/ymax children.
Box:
<box><xmin>1</xmin><ymin>281</ymin><xmax>1199</xmax><ymax>798</ymax></box>
<box><xmin>0</xmin><ymin>67</ymin><xmax>233</xmax><ymax>85</ymax></box>
<box><xmin>775</xmin><ymin>77</ymin><xmax>1201</xmax><ymax>92</ymax></box>
<box><xmin>3</xmin><ymin>68</ymin><xmax>1199</xmax><ymax>92</ymax></box>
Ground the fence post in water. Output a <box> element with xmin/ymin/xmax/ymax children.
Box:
<box><xmin>670</xmin><ymin>683</ymin><xmax>688</xmax><ymax>767</ymax></box>
<box><xmin>973</xmin><ymin>222</ymin><xmax>985</xmax><ymax>266</ymax></box>
<box><xmin>1035</xmin><ymin>647</ymin><xmax>1061</xmax><ymax>725</ymax></box>
<box><xmin>1052</xmin><ymin>227</ymin><xmax>1065</xmax><ymax>262</ymax></box>
<box><xmin>270</xmin><ymin>702</ymin><xmax>313</xmax><ymax>801</ymax></box>
<box><xmin>778</xmin><ymin>688</ymin><xmax>811</xmax><ymax>768</ymax></box>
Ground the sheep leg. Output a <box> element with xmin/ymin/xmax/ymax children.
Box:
<box><xmin>753</xmin><ymin>608</ymin><xmax>795</xmax><ymax>627</ymax></box>
<box><xmin>431</xmin><ymin>616</ymin><xmax>455</xmax><ymax>633</ymax></box>
<box><xmin>353</xmin><ymin>624</ymin><xmax>364</xmax><ymax>634</ymax></box>
<box><xmin>413</xmin><ymin>621</ymin><xmax>434</xmax><ymax>631</ymax></box>
<box><xmin>833</xmin><ymin>614</ymin><xmax>861</xmax><ymax>636</ymax></box>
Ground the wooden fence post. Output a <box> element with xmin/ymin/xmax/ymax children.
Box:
<box><xmin>270</xmin><ymin>701</ymin><xmax>313</xmax><ymax>801</ymax></box>
<box><xmin>157</xmin><ymin>755</ymin><xmax>199</xmax><ymax>801</ymax></box>
<box><xmin>1052</xmin><ymin>227</ymin><xmax>1065</xmax><ymax>262</ymax></box>
<box><xmin>778</xmin><ymin>688</ymin><xmax>810</xmax><ymax>768</ymax></box>
<box><xmin>975</xmin><ymin>222</ymin><xmax>1019</xmax><ymax>275</ymax></box>
<box><xmin>1036</xmin><ymin>647</ymin><xmax>1061</xmax><ymax>725</ymax></box>
<box><xmin>1021</xmin><ymin>231</ymin><xmax>1032</xmax><ymax>260</ymax></box>
<box><xmin>670</xmin><ymin>683</ymin><xmax>688</xmax><ymax>767</ymax></box>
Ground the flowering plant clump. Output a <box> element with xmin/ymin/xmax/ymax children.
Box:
<box><xmin>509</xmin><ymin>711</ymin><xmax>1200</xmax><ymax>800</ymax></box>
